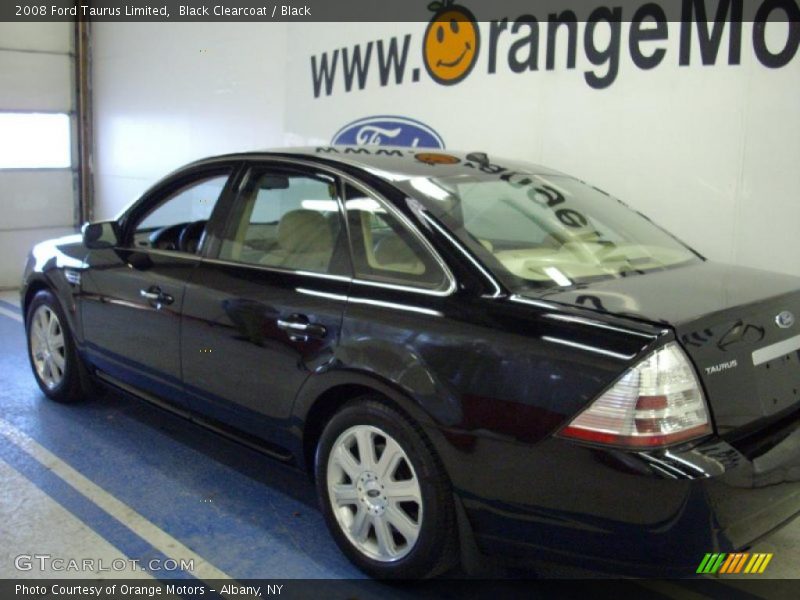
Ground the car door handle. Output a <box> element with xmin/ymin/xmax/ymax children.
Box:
<box><xmin>277</xmin><ymin>317</ymin><xmax>327</xmax><ymax>340</ymax></box>
<box><xmin>140</xmin><ymin>287</ymin><xmax>174</xmax><ymax>308</ymax></box>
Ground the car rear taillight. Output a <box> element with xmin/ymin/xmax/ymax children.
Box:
<box><xmin>559</xmin><ymin>342</ymin><xmax>712</xmax><ymax>448</ymax></box>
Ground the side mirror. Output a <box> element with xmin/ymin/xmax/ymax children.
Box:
<box><xmin>82</xmin><ymin>221</ymin><xmax>120</xmax><ymax>249</ymax></box>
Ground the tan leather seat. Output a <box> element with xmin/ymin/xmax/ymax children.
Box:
<box><xmin>373</xmin><ymin>235</ymin><xmax>425</xmax><ymax>275</ymax></box>
<box><xmin>260</xmin><ymin>209</ymin><xmax>333</xmax><ymax>271</ymax></box>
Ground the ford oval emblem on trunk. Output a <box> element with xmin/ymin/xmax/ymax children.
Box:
<box><xmin>776</xmin><ymin>311</ymin><xmax>795</xmax><ymax>329</ymax></box>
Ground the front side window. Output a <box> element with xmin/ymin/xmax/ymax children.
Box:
<box><xmin>398</xmin><ymin>173</ymin><xmax>700</xmax><ymax>289</ymax></box>
<box><xmin>219</xmin><ymin>170</ymin><xmax>344</xmax><ymax>274</ymax></box>
<box><xmin>344</xmin><ymin>184</ymin><xmax>448</xmax><ymax>290</ymax></box>
<box><xmin>131</xmin><ymin>173</ymin><xmax>230</xmax><ymax>253</ymax></box>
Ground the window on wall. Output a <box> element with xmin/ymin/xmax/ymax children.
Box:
<box><xmin>0</xmin><ymin>112</ymin><xmax>71</xmax><ymax>169</ymax></box>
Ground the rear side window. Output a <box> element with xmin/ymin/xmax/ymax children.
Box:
<box><xmin>344</xmin><ymin>184</ymin><xmax>448</xmax><ymax>290</ymax></box>
<box><xmin>219</xmin><ymin>170</ymin><xmax>345</xmax><ymax>275</ymax></box>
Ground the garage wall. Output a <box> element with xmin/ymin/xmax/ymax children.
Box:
<box><xmin>92</xmin><ymin>16</ymin><xmax>800</xmax><ymax>278</ymax></box>
<box><xmin>0</xmin><ymin>23</ymin><xmax>76</xmax><ymax>289</ymax></box>
<box><xmin>92</xmin><ymin>23</ymin><xmax>288</xmax><ymax>220</ymax></box>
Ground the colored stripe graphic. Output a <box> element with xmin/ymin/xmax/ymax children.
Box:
<box><xmin>733</xmin><ymin>553</ymin><xmax>749</xmax><ymax>573</ymax></box>
<box><xmin>745</xmin><ymin>554</ymin><xmax>760</xmax><ymax>573</ymax></box>
<box><xmin>697</xmin><ymin>553</ymin><xmax>727</xmax><ymax>574</ymax></box>
<box><xmin>759</xmin><ymin>554</ymin><xmax>773</xmax><ymax>573</ymax></box>
<box><xmin>696</xmin><ymin>553</ymin><xmax>713</xmax><ymax>573</ymax></box>
<box><xmin>719</xmin><ymin>552</ymin><xmax>748</xmax><ymax>573</ymax></box>
<box><xmin>698</xmin><ymin>552</ymin><xmax>773</xmax><ymax>574</ymax></box>
<box><xmin>719</xmin><ymin>553</ymin><xmax>736</xmax><ymax>573</ymax></box>
<box><xmin>744</xmin><ymin>553</ymin><xmax>774</xmax><ymax>574</ymax></box>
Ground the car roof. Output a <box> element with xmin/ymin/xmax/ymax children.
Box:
<box><xmin>193</xmin><ymin>146</ymin><xmax>567</xmax><ymax>181</ymax></box>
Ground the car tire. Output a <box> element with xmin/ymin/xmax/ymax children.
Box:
<box><xmin>315</xmin><ymin>396</ymin><xmax>457</xmax><ymax>579</ymax></box>
<box><xmin>25</xmin><ymin>289</ymin><xmax>89</xmax><ymax>403</ymax></box>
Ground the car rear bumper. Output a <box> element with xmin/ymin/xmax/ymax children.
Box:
<box><xmin>437</xmin><ymin>413</ymin><xmax>800</xmax><ymax>576</ymax></box>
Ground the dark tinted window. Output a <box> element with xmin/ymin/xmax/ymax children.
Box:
<box><xmin>344</xmin><ymin>184</ymin><xmax>447</xmax><ymax>290</ymax></box>
<box><xmin>219</xmin><ymin>170</ymin><xmax>344</xmax><ymax>274</ymax></box>
<box><xmin>131</xmin><ymin>173</ymin><xmax>230</xmax><ymax>253</ymax></box>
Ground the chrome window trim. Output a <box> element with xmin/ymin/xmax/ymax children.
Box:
<box><xmin>200</xmin><ymin>256</ymin><xmax>351</xmax><ymax>282</ymax></box>
<box><xmin>114</xmin><ymin>156</ymin><xmax>459</xmax><ymax>298</ymax></box>
<box><xmin>120</xmin><ymin>247</ymin><xmax>204</xmax><ymax>261</ymax></box>
<box><xmin>351</xmin><ymin>276</ymin><xmax>454</xmax><ymax>297</ymax></box>
<box><xmin>420</xmin><ymin>212</ymin><xmax>502</xmax><ymax>298</ymax></box>
<box><xmin>336</xmin><ymin>171</ymin><xmax>456</xmax><ymax>297</ymax></box>
<box><xmin>225</xmin><ymin>156</ymin><xmax>458</xmax><ymax>298</ymax></box>
<box><xmin>201</xmin><ymin>257</ymin><xmax>458</xmax><ymax>295</ymax></box>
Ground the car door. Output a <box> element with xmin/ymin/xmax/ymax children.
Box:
<box><xmin>180</xmin><ymin>161</ymin><xmax>351</xmax><ymax>449</ymax></box>
<box><xmin>81</xmin><ymin>163</ymin><xmax>238</xmax><ymax>408</ymax></box>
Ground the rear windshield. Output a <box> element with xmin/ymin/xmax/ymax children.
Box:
<box><xmin>397</xmin><ymin>172</ymin><xmax>700</xmax><ymax>289</ymax></box>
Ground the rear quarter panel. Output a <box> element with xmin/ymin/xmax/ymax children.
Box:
<box><xmin>295</xmin><ymin>287</ymin><xmax>665</xmax><ymax>495</ymax></box>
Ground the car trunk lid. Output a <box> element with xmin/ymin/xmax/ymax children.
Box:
<box><xmin>520</xmin><ymin>261</ymin><xmax>800</xmax><ymax>437</ymax></box>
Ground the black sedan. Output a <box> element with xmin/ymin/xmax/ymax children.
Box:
<box><xmin>21</xmin><ymin>147</ymin><xmax>800</xmax><ymax>578</ymax></box>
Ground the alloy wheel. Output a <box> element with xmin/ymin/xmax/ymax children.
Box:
<box><xmin>326</xmin><ymin>424</ymin><xmax>423</xmax><ymax>562</ymax></box>
<box><xmin>29</xmin><ymin>305</ymin><xmax>66</xmax><ymax>390</ymax></box>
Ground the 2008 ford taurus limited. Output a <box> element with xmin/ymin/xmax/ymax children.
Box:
<box><xmin>21</xmin><ymin>147</ymin><xmax>800</xmax><ymax>578</ymax></box>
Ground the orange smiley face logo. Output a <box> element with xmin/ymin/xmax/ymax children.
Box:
<box><xmin>423</xmin><ymin>1</ymin><xmax>480</xmax><ymax>86</ymax></box>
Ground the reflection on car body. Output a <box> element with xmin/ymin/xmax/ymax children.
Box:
<box><xmin>20</xmin><ymin>147</ymin><xmax>800</xmax><ymax>578</ymax></box>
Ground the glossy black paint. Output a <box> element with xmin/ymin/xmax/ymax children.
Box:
<box><xmin>181</xmin><ymin>260</ymin><xmax>350</xmax><ymax>453</ymax></box>
<box><xmin>20</xmin><ymin>148</ymin><xmax>800</xmax><ymax>575</ymax></box>
<box><xmin>537</xmin><ymin>261</ymin><xmax>800</xmax><ymax>436</ymax></box>
<box><xmin>81</xmin><ymin>248</ymin><xmax>196</xmax><ymax>408</ymax></box>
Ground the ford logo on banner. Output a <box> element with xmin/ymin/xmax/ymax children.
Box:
<box><xmin>332</xmin><ymin>115</ymin><xmax>445</xmax><ymax>148</ymax></box>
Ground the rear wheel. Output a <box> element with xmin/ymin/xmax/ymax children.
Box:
<box><xmin>26</xmin><ymin>289</ymin><xmax>88</xmax><ymax>403</ymax></box>
<box><xmin>315</xmin><ymin>397</ymin><xmax>456</xmax><ymax>578</ymax></box>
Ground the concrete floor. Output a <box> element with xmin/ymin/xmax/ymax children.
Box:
<box><xmin>0</xmin><ymin>289</ymin><xmax>797</xmax><ymax>596</ymax></box>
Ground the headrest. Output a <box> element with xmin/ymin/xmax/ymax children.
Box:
<box><xmin>277</xmin><ymin>209</ymin><xmax>333</xmax><ymax>254</ymax></box>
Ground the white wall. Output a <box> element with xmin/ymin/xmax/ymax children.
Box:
<box><xmin>92</xmin><ymin>23</ymin><xmax>288</xmax><ymax>219</ymax></box>
<box><xmin>92</xmin><ymin>17</ymin><xmax>800</xmax><ymax>278</ymax></box>
<box><xmin>0</xmin><ymin>23</ymin><xmax>75</xmax><ymax>288</ymax></box>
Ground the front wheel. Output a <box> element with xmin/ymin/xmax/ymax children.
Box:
<box><xmin>315</xmin><ymin>397</ymin><xmax>456</xmax><ymax>578</ymax></box>
<box><xmin>26</xmin><ymin>289</ymin><xmax>88</xmax><ymax>403</ymax></box>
